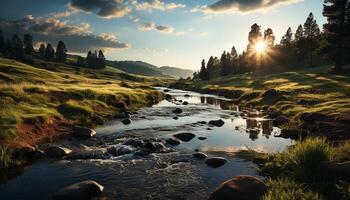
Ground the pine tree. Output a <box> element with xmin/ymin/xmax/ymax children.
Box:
<box><xmin>44</xmin><ymin>43</ymin><xmax>55</xmax><ymax>60</ymax></box>
<box><xmin>322</xmin><ymin>0</ymin><xmax>350</xmax><ymax>72</ymax></box>
<box><xmin>0</xmin><ymin>30</ymin><xmax>5</xmax><ymax>50</ymax></box>
<box><xmin>55</xmin><ymin>41</ymin><xmax>67</xmax><ymax>63</ymax></box>
<box><xmin>280</xmin><ymin>27</ymin><xmax>293</xmax><ymax>46</ymax></box>
<box><xmin>294</xmin><ymin>24</ymin><xmax>307</xmax><ymax>61</ymax></box>
<box><xmin>86</xmin><ymin>51</ymin><xmax>93</xmax><ymax>67</ymax></box>
<box><xmin>76</xmin><ymin>56</ymin><xmax>85</xmax><ymax>67</ymax></box>
<box><xmin>199</xmin><ymin>59</ymin><xmax>209</xmax><ymax>80</ymax></box>
<box><xmin>23</xmin><ymin>34</ymin><xmax>34</xmax><ymax>54</ymax></box>
<box><xmin>12</xmin><ymin>34</ymin><xmax>24</xmax><ymax>59</ymax></box>
<box><xmin>39</xmin><ymin>43</ymin><xmax>46</xmax><ymax>57</ymax></box>
<box><xmin>5</xmin><ymin>38</ymin><xmax>12</xmax><ymax>52</ymax></box>
<box><xmin>303</xmin><ymin>13</ymin><xmax>321</xmax><ymax>66</ymax></box>
<box><xmin>231</xmin><ymin>46</ymin><xmax>238</xmax><ymax>73</ymax></box>
<box><xmin>98</xmin><ymin>50</ymin><xmax>106</xmax><ymax>68</ymax></box>
<box><xmin>264</xmin><ymin>28</ymin><xmax>275</xmax><ymax>47</ymax></box>
<box><xmin>247</xmin><ymin>23</ymin><xmax>262</xmax><ymax>53</ymax></box>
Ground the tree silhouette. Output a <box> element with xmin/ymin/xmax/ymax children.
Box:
<box><xmin>303</xmin><ymin>13</ymin><xmax>321</xmax><ymax>66</ymax></box>
<box><xmin>294</xmin><ymin>24</ymin><xmax>307</xmax><ymax>61</ymax></box>
<box><xmin>23</xmin><ymin>34</ymin><xmax>34</xmax><ymax>54</ymax></box>
<box><xmin>39</xmin><ymin>43</ymin><xmax>46</xmax><ymax>57</ymax></box>
<box><xmin>0</xmin><ymin>30</ymin><xmax>5</xmax><ymax>51</ymax></box>
<box><xmin>199</xmin><ymin>59</ymin><xmax>209</xmax><ymax>80</ymax></box>
<box><xmin>98</xmin><ymin>50</ymin><xmax>106</xmax><ymax>68</ymax></box>
<box><xmin>247</xmin><ymin>23</ymin><xmax>262</xmax><ymax>53</ymax></box>
<box><xmin>322</xmin><ymin>0</ymin><xmax>350</xmax><ymax>72</ymax></box>
<box><xmin>44</xmin><ymin>43</ymin><xmax>55</xmax><ymax>61</ymax></box>
<box><xmin>55</xmin><ymin>41</ymin><xmax>67</xmax><ymax>63</ymax></box>
<box><xmin>264</xmin><ymin>28</ymin><xmax>275</xmax><ymax>47</ymax></box>
<box><xmin>280</xmin><ymin>27</ymin><xmax>293</xmax><ymax>46</ymax></box>
<box><xmin>76</xmin><ymin>56</ymin><xmax>85</xmax><ymax>67</ymax></box>
<box><xmin>5</xmin><ymin>38</ymin><xmax>12</xmax><ymax>52</ymax></box>
<box><xmin>12</xmin><ymin>34</ymin><xmax>23</xmax><ymax>59</ymax></box>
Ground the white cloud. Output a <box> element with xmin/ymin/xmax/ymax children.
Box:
<box><xmin>131</xmin><ymin>0</ymin><xmax>185</xmax><ymax>11</ymax></box>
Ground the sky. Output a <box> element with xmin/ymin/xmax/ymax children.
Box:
<box><xmin>0</xmin><ymin>0</ymin><xmax>326</xmax><ymax>70</ymax></box>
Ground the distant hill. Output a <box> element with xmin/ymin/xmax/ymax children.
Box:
<box><xmin>106</xmin><ymin>60</ymin><xmax>193</xmax><ymax>78</ymax></box>
<box><xmin>159</xmin><ymin>66</ymin><xmax>193</xmax><ymax>78</ymax></box>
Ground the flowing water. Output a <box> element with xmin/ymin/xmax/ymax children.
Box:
<box><xmin>0</xmin><ymin>88</ymin><xmax>292</xmax><ymax>200</ymax></box>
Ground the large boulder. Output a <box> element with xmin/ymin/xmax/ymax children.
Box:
<box><xmin>72</xmin><ymin>126</ymin><xmax>96</xmax><ymax>138</ymax></box>
<box><xmin>273</xmin><ymin>115</ymin><xmax>289</xmax><ymax>126</ymax></box>
<box><xmin>45</xmin><ymin>146</ymin><xmax>72</xmax><ymax>158</ymax></box>
<box><xmin>173</xmin><ymin>132</ymin><xmax>196</xmax><ymax>142</ymax></box>
<box><xmin>166</xmin><ymin>138</ymin><xmax>182</xmax><ymax>145</ymax></box>
<box><xmin>53</xmin><ymin>180</ymin><xmax>104</xmax><ymax>200</ymax></box>
<box><xmin>209</xmin><ymin>119</ymin><xmax>225</xmax><ymax>127</ymax></box>
<box><xmin>173</xmin><ymin>108</ymin><xmax>183</xmax><ymax>114</ymax></box>
<box><xmin>209</xmin><ymin>175</ymin><xmax>267</xmax><ymax>200</ymax></box>
<box><xmin>193</xmin><ymin>152</ymin><xmax>207</xmax><ymax>159</ymax></box>
<box><xmin>205</xmin><ymin>157</ymin><xmax>227</xmax><ymax>168</ymax></box>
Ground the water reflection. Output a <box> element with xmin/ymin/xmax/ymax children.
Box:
<box><xmin>200</xmin><ymin>96</ymin><xmax>238</xmax><ymax>111</ymax></box>
<box><xmin>246</xmin><ymin>118</ymin><xmax>273</xmax><ymax>140</ymax></box>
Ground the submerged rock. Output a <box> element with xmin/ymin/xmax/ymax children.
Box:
<box><xmin>193</xmin><ymin>152</ymin><xmax>207</xmax><ymax>159</ymax></box>
<box><xmin>182</xmin><ymin>101</ymin><xmax>189</xmax><ymax>105</ymax></box>
<box><xmin>123</xmin><ymin>138</ymin><xmax>143</xmax><ymax>147</ymax></box>
<box><xmin>205</xmin><ymin>157</ymin><xmax>227</xmax><ymax>168</ymax></box>
<box><xmin>209</xmin><ymin>119</ymin><xmax>225</xmax><ymax>127</ymax></box>
<box><xmin>72</xmin><ymin>126</ymin><xmax>96</xmax><ymax>138</ymax></box>
<box><xmin>107</xmin><ymin>145</ymin><xmax>135</xmax><ymax>156</ymax></box>
<box><xmin>53</xmin><ymin>180</ymin><xmax>104</xmax><ymax>200</ymax></box>
<box><xmin>198</xmin><ymin>137</ymin><xmax>207</xmax><ymax>140</ymax></box>
<box><xmin>122</xmin><ymin>118</ymin><xmax>131</xmax><ymax>125</ymax></box>
<box><xmin>173</xmin><ymin>108</ymin><xmax>183</xmax><ymax>114</ymax></box>
<box><xmin>173</xmin><ymin>116</ymin><xmax>179</xmax><ymax>120</ymax></box>
<box><xmin>45</xmin><ymin>146</ymin><xmax>72</xmax><ymax>158</ymax></box>
<box><xmin>171</xmin><ymin>159</ymin><xmax>190</xmax><ymax>164</ymax></box>
<box><xmin>173</xmin><ymin>132</ymin><xmax>196</xmax><ymax>142</ymax></box>
<box><xmin>166</xmin><ymin>138</ymin><xmax>181</xmax><ymax>145</ymax></box>
<box><xmin>209</xmin><ymin>175</ymin><xmax>267</xmax><ymax>200</ymax></box>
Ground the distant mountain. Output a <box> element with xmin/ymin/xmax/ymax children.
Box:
<box><xmin>106</xmin><ymin>60</ymin><xmax>193</xmax><ymax>78</ymax></box>
<box><xmin>159</xmin><ymin>66</ymin><xmax>194</xmax><ymax>78</ymax></box>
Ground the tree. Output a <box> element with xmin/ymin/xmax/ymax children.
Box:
<box><xmin>55</xmin><ymin>41</ymin><xmax>67</xmax><ymax>63</ymax></box>
<box><xmin>44</xmin><ymin>43</ymin><xmax>55</xmax><ymax>60</ymax></box>
<box><xmin>76</xmin><ymin>56</ymin><xmax>85</xmax><ymax>67</ymax></box>
<box><xmin>98</xmin><ymin>50</ymin><xmax>106</xmax><ymax>68</ymax></box>
<box><xmin>231</xmin><ymin>46</ymin><xmax>239</xmax><ymax>73</ymax></box>
<box><xmin>247</xmin><ymin>23</ymin><xmax>262</xmax><ymax>53</ymax></box>
<box><xmin>264</xmin><ymin>28</ymin><xmax>275</xmax><ymax>47</ymax></box>
<box><xmin>23</xmin><ymin>34</ymin><xmax>34</xmax><ymax>54</ymax></box>
<box><xmin>5</xmin><ymin>38</ymin><xmax>12</xmax><ymax>52</ymax></box>
<box><xmin>303</xmin><ymin>12</ymin><xmax>321</xmax><ymax>66</ymax></box>
<box><xmin>0</xmin><ymin>30</ymin><xmax>5</xmax><ymax>50</ymax></box>
<box><xmin>39</xmin><ymin>43</ymin><xmax>46</xmax><ymax>57</ymax></box>
<box><xmin>294</xmin><ymin>24</ymin><xmax>307</xmax><ymax>61</ymax></box>
<box><xmin>280</xmin><ymin>27</ymin><xmax>293</xmax><ymax>46</ymax></box>
<box><xmin>12</xmin><ymin>34</ymin><xmax>23</xmax><ymax>59</ymax></box>
<box><xmin>199</xmin><ymin>59</ymin><xmax>209</xmax><ymax>80</ymax></box>
<box><xmin>322</xmin><ymin>0</ymin><xmax>350</xmax><ymax>72</ymax></box>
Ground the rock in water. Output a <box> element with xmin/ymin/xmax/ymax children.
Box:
<box><xmin>173</xmin><ymin>108</ymin><xmax>183</xmax><ymax>114</ymax></box>
<box><xmin>198</xmin><ymin>137</ymin><xmax>207</xmax><ymax>140</ymax></box>
<box><xmin>53</xmin><ymin>180</ymin><xmax>104</xmax><ymax>200</ymax></box>
<box><xmin>205</xmin><ymin>157</ymin><xmax>227</xmax><ymax>168</ymax></box>
<box><xmin>107</xmin><ymin>145</ymin><xmax>135</xmax><ymax>156</ymax></box>
<box><xmin>72</xmin><ymin>126</ymin><xmax>96</xmax><ymax>138</ymax></box>
<box><xmin>209</xmin><ymin>176</ymin><xmax>267</xmax><ymax>200</ymax></box>
<box><xmin>173</xmin><ymin>132</ymin><xmax>196</xmax><ymax>142</ymax></box>
<box><xmin>193</xmin><ymin>152</ymin><xmax>207</xmax><ymax>159</ymax></box>
<box><xmin>209</xmin><ymin>119</ymin><xmax>225</xmax><ymax>127</ymax></box>
<box><xmin>122</xmin><ymin>118</ymin><xmax>131</xmax><ymax>125</ymax></box>
<box><xmin>166</xmin><ymin>138</ymin><xmax>181</xmax><ymax>145</ymax></box>
<box><xmin>45</xmin><ymin>146</ymin><xmax>72</xmax><ymax>158</ymax></box>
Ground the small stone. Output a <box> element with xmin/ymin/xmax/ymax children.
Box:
<box><xmin>166</xmin><ymin>138</ymin><xmax>181</xmax><ymax>145</ymax></box>
<box><xmin>122</xmin><ymin>118</ymin><xmax>131</xmax><ymax>125</ymax></box>
<box><xmin>198</xmin><ymin>137</ymin><xmax>207</xmax><ymax>140</ymax></box>
<box><xmin>193</xmin><ymin>152</ymin><xmax>207</xmax><ymax>159</ymax></box>
<box><xmin>173</xmin><ymin>108</ymin><xmax>183</xmax><ymax>114</ymax></box>
<box><xmin>205</xmin><ymin>157</ymin><xmax>227</xmax><ymax>168</ymax></box>
<box><xmin>173</xmin><ymin>132</ymin><xmax>196</xmax><ymax>142</ymax></box>
<box><xmin>209</xmin><ymin>119</ymin><xmax>225</xmax><ymax>127</ymax></box>
<box><xmin>53</xmin><ymin>180</ymin><xmax>104</xmax><ymax>200</ymax></box>
<box><xmin>45</xmin><ymin>146</ymin><xmax>72</xmax><ymax>158</ymax></box>
<box><xmin>72</xmin><ymin>126</ymin><xmax>96</xmax><ymax>138</ymax></box>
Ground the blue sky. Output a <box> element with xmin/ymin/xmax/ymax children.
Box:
<box><xmin>0</xmin><ymin>0</ymin><xmax>325</xmax><ymax>70</ymax></box>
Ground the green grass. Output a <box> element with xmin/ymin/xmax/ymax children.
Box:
<box><xmin>256</xmin><ymin>138</ymin><xmax>350</xmax><ymax>200</ymax></box>
<box><xmin>173</xmin><ymin>64</ymin><xmax>350</xmax><ymax>125</ymax></box>
<box><xmin>0</xmin><ymin>56</ymin><xmax>172</xmax><ymax>144</ymax></box>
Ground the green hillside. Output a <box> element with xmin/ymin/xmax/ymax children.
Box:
<box><xmin>159</xmin><ymin>66</ymin><xmax>193</xmax><ymax>78</ymax></box>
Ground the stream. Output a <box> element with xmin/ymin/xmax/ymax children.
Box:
<box><xmin>0</xmin><ymin>87</ymin><xmax>292</xmax><ymax>200</ymax></box>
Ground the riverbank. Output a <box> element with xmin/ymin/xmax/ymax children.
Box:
<box><xmin>171</xmin><ymin>65</ymin><xmax>350</xmax><ymax>140</ymax></box>
<box><xmin>0</xmin><ymin>56</ymin><xmax>169</xmax><ymax>152</ymax></box>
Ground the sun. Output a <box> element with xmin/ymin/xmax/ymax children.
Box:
<box><xmin>255</xmin><ymin>41</ymin><xmax>266</xmax><ymax>54</ymax></box>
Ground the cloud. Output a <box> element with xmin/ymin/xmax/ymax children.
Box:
<box><xmin>193</xmin><ymin>0</ymin><xmax>301</xmax><ymax>14</ymax></box>
<box><xmin>138</xmin><ymin>22</ymin><xmax>174</xmax><ymax>33</ymax></box>
<box><xmin>131</xmin><ymin>0</ymin><xmax>185</xmax><ymax>11</ymax></box>
<box><xmin>0</xmin><ymin>16</ymin><xmax>130</xmax><ymax>53</ymax></box>
<box><xmin>68</xmin><ymin>0</ymin><xmax>131</xmax><ymax>19</ymax></box>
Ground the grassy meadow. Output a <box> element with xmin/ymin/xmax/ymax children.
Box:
<box><xmin>0</xmin><ymin>56</ymin><xmax>171</xmax><ymax>145</ymax></box>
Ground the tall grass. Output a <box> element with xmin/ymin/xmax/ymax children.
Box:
<box><xmin>0</xmin><ymin>146</ymin><xmax>13</xmax><ymax>168</ymax></box>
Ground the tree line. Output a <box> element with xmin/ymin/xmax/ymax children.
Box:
<box><xmin>0</xmin><ymin>31</ymin><xmax>106</xmax><ymax>69</ymax></box>
<box><xmin>196</xmin><ymin>0</ymin><xmax>350</xmax><ymax>80</ymax></box>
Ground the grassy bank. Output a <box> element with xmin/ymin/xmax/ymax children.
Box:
<box><xmin>171</xmin><ymin>65</ymin><xmax>350</xmax><ymax>137</ymax></box>
<box><xmin>0</xmin><ymin>56</ymin><xmax>171</xmax><ymax>148</ymax></box>
<box><xmin>255</xmin><ymin>138</ymin><xmax>350</xmax><ymax>200</ymax></box>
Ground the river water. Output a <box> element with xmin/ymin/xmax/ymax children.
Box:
<box><xmin>0</xmin><ymin>88</ymin><xmax>292</xmax><ymax>200</ymax></box>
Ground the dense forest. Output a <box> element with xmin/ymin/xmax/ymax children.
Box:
<box><xmin>195</xmin><ymin>1</ymin><xmax>350</xmax><ymax>81</ymax></box>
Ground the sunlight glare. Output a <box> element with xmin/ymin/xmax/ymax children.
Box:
<box><xmin>255</xmin><ymin>41</ymin><xmax>266</xmax><ymax>54</ymax></box>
